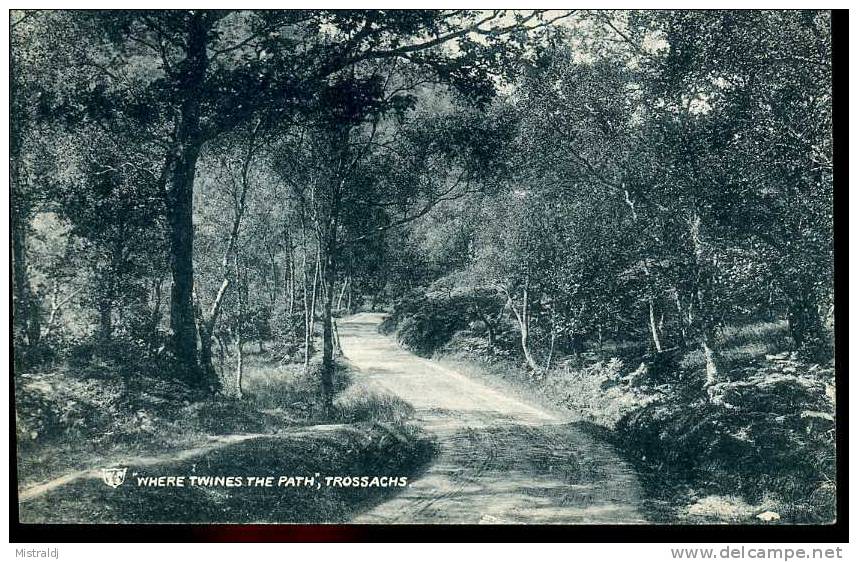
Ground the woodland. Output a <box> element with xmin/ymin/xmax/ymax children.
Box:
<box><xmin>12</xmin><ymin>10</ymin><xmax>835</xmax><ymax>524</ymax></box>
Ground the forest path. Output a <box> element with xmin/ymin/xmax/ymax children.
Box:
<box><xmin>338</xmin><ymin>312</ymin><xmax>647</xmax><ymax>524</ymax></box>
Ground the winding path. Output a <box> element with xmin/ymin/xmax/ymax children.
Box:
<box><xmin>338</xmin><ymin>313</ymin><xmax>647</xmax><ymax>524</ymax></box>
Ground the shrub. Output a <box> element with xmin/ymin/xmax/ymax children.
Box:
<box><xmin>384</xmin><ymin>287</ymin><xmax>505</xmax><ymax>357</ymax></box>
<box><xmin>14</xmin><ymin>367</ymin><xmax>201</xmax><ymax>451</ymax></box>
<box><xmin>268</xmin><ymin>310</ymin><xmax>307</xmax><ymax>362</ymax></box>
<box><xmin>181</xmin><ymin>397</ymin><xmax>274</xmax><ymax>434</ymax></box>
<box><xmin>241</xmin><ymin>360</ymin><xmax>327</xmax><ymax>420</ymax></box>
<box><xmin>15</xmin><ymin>372</ymin><xmax>122</xmax><ymax>448</ymax></box>
<box><xmin>545</xmin><ymin>358</ymin><xmax>662</xmax><ymax>428</ymax></box>
<box><xmin>614</xmin><ymin>356</ymin><xmax>836</xmax><ymax>522</ymax></box>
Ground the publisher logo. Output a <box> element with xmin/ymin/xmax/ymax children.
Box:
<box><xmin>101</xmin><ymin>467</ymin><xmax>128</xmax><ymax>488</ymax></box>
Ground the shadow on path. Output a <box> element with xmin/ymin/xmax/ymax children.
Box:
<box><xmin>339</xmin><ymin>312</ymin><xmax>647</xmax><ymax>524</ymax></box>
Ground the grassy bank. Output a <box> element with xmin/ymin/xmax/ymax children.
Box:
<box><xmin>16</xmin><ymin>346</ymin><xmax>436</xmax><ymax>523</ymax></box>
<box><xmin>19</xmin><ymin>423</ymin><xmax>435</xmax><ymax>523</ymax></box>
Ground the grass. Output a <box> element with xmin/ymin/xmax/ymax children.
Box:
<box><xmin>333</xmin><ymin>382</ymin><xmax>416</xmax><ymax>424</ymax></box>
<box><xmin>239</xmin><ymin>352</ymin><xmax>332</xmax><ymax>421</ymax></box>
<box><xmin>19</xmin><ymin>424</ymin><xmax>436</xmax><ymax>523</ymax></box>
<box><xmin>434</xmin><ymin>349</ymin><xmax>657</xmax><ymax>430</ymax></box>
<box><xmin>719</xmin><ymin>320</ymin><xmax>791</xmax><ymax>347</ymax></box>
<box><xmin>680</xmin><ymin>320</ymin><xmax>793</xmax><ymax>370</ymax></box>
<box><xmin>16</xmin><ymin>343</ymin><xmax>438</xmax><ymax>523</ymax></box>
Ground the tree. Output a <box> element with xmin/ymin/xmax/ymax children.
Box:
<box><xmin>27</xmin><ymin>9</ymin><xmax>571</xmax><ymax>390</ymax></box>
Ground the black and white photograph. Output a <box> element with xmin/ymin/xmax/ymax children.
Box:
<box><xmin>8</xmin><ymin>7</ymin><xmax>843</xmax><ymax>537</ymax></box>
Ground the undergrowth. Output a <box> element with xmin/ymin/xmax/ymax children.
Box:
<box><xmin>384</xmin><ymin>295</ymin><xmax>837</xmax><ymax>524</ymax></box>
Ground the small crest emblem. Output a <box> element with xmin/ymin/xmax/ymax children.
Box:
<box><xmin>101</xmin><ymin>467</ymin><xmax>128</xmax><ymax>488</ymax></box>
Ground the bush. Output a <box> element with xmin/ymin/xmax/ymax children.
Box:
<box><xmin>181</xmin><ymin>397</ymin><xmax>278</xmax><ymax>435</ymax></box>
<box><xmin>545</xmin><ymin>358</ymin><xmax>662</xmax><ymax>428</ymax></box>
<box><xmin>614</xmin><ymin>355</ymin><xmax>835</xmax><ymax>522</ymax></box>
<box><xmin>14</xmin><ymin>368</ymin><xmax>199</xmax><ymax>451</ymax></box>
<box><xmin>384</xmin><ymin>287</ymin><xmax>505</xmax><ymax>357</ymax></box>
<box><xmin>438</xmin><ymin>332</ymin><xmax>494</xmax><ymax>358</ymax></box>
<box><xmin>15</xmin><ymin>372</ymin><xmax>122</xmax><ymax>448</ymax></box>
<box><xmin>268</xmin><ymin>310</ymin><xmax>307</xmax><ymax>361</ymax></box>
<box><xmin>241</xmin><ymin>359</ymin><xmax>327</xmax><ymax>420</ymax></box>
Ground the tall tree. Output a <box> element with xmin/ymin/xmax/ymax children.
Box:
<box><xmin>33</xmin><ymin>9</ymin><xmax>570</xmax><ymax>389</ymax></box>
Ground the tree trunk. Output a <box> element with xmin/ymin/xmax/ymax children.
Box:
<box><xmin>702</xmin><ymin>333</ymin><xmax>719</xmax><ymax>387</ymax></box>
<box><xmin>318</xmin><ymin>164</ymin><xmax>346</xmax><ymax>416</ymax></box>
<box><xmin>648</xmin><ymin>297</ymin><xmax>663</xmax><ymax>353</ymax></box>
<box><xmin>309</xmin><ymin>249</ymin><xmax>320</xmax><ymax>336</ymax></box>
<box><xmin>42</xmin><ymin>284</ymin><xmax>78</xmax><ymax>341</ymax></box>
<box><xmin>546</xmin><ymin>325</ymin><xmax>556</xmax><ymax>371</ymax></box>
<box><xmin>787</xmin><ymin>288</ymin><xmax>828</xmax><ymax>360</ymax></box>
<box><xmin>332</xmin><ymin>319</ymin><xmax>342</xmax><ymax>356</ymax></box>
<box><xmin>165</xmin><ymin>15</ymin><xmax>210</xmax><ymax>387</ymax></box>
<box><xmin>268</xmin><ymin>249</ymin><xmax>278</xmax><ymax>307</ymax></box>
<box><xmin>216</xmin><ymin>334</ymin><xmax>226</xmax><ymax>367</ymax></box>
<box><xmin>198</xmin><ymin>309</ymin><xmax>220</xmax><ymax>382</ymax></box>
<box><xmin>166</xmin><ymin>143</ymin><xmax>203</xmax><ymax>382</ymax></box>
<box><xmin>234</xmin><ymin>256</ymin><xmax>245</xmax><ymax>398</ymax></box>
<box><xmin>11</xmin><ymin>203</ymin><xmax>40</xmax><ymax>362</ymax></box>
<box><xmin>149</xmin><ymin>279</ymin><xmax>163</xmax><ymax>354</ymax></box>
<box><xmin>302</xmin><ymin>245</ymin><xmax>311</xmax><ymax>373</ymax></box>
<box><xmin>234</xmin><ymin>331</ymin><xmax>244</xmax><ymax>399</ymax></box>
<box><xmin>286</xmin><ymin>234</ymin><xmax>295</xmax><ymax>315</ymax></box>
<box><xmin>198</xmin><ymin>321</ymin><xmax>215</xmax><ymax>381</ymax></box>
<box><xmin>672</xmin><ymin>288</ymin><xmax>688</xmax><ymax>346</ymax></box>
<box><xmin>336</xmin><ymin>276</ymin><xmax>349</xmax><ymax>313</ymax></box>
<box><xmin>320</xmin><ymin>240</ymin><xmax>337</xmax><ymax>415</ymax></box>
<box><xmin>689</xmin><ymin>214</ymin><xmax>722</xmax><ymax>390</ymax></box>
<box><xmin>508</xmin><ymin>283</ymin><xmax>538</xmax><ymax>371</ymax></box>
<box><xmin>521</xmin><ymin>329</ymin><xmax>538</xmax><ymax>371</ymax></box>
<box><xmin>197</xmin><ymin>276</ymin><xmax>230</xmax><ymax>390</ymax></box>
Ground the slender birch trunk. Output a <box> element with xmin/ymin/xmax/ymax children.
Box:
<box><xmin>302</xmin><ymin>241</ymin><xmax>311</xmax><ymax>373</ymax></box>
<box><xmin>505</xmin><ymin>280</ymin><xmax>539</xmax><ymax>371</ymax></box>
<box><xmin>689</xmin><ymin>214</ymin><xmax>720</xmax><ymax>388</ymax></box>
<box><xmin>336</xmin><ymin>276</ymin><xmax>349</xmax><ymax>313</ymax></box>
<box><xmin>648</xmin><ymin>297</ymin><xmax>663</xmax><ymax>353</ymax></box>
<box><xmin>234</xmin><ymin>254</ymin><xmax>244</xmax><ymax>398</ymax></box>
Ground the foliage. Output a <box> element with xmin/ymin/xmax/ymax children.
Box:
<box><xmin>334</xmin><ymin>385</ymin><xmax>416</xmax><ymax>424</ymax></box>
<box><xmin>11</xmin><ymin>9</ymin><xmax>836</xmax><ymax>524</ymax></box>
<box><xmin>384</xmin><ymin>288</ymin><xmax>505</xmax><ymax>357</ymax></box>
<box><xmin>615</xmin><ymin>355</ymin><xmax>835</xmax><ymax>522</ymax></box>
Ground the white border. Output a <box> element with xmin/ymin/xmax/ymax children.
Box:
<box><xmin>1</xmin><ymin>3</ymin><xmax>855</xmax><ymax>557</ymax></box>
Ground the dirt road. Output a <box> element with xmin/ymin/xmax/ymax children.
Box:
<box><xmin>338</xmin><ymin>313</ymin><xmax>647</xmax><ymax>524</ymax></box>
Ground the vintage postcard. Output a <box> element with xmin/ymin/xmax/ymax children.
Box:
<box><xmin>10</xmin><ymin>9</ymin><xmax>838</xmax><ymax>529</ymax></box>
